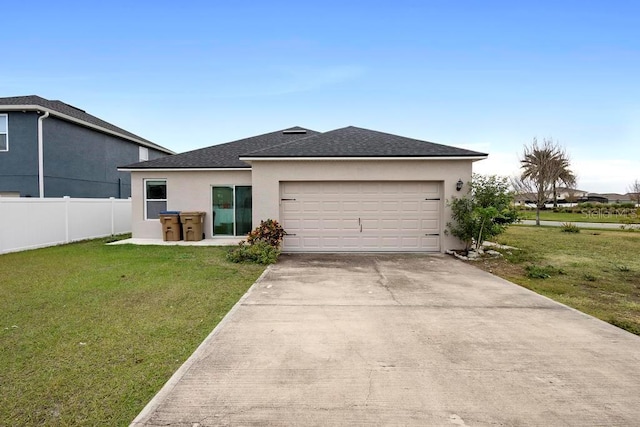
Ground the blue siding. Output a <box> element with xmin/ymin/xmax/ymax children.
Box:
<box><xmin>0</xmin><ymin>111</ymin><xmax>168</xmax><ymax>198</ymax></box>
<box><xmin>0</xmin><ymin>112</ymin><xmax>39</xmax><ymax>196</ymax></box>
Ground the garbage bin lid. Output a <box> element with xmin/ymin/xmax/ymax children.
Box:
<box><xmin>159</xmin><ymin>210</ymin><xmax>181</xmax><ymax>215</ymax></box>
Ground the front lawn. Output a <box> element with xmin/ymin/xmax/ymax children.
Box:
<box><xmin>478</xmin><ymin>226</ymin><xmax>640</xmax><ymax>334</ymax></box>
<box><xmin>0</xmin><ymin>237</ymin><xmax>265</xmax><ymax>426</ymax></box>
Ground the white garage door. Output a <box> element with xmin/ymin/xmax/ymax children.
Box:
<box><xmin>280</xmin><ymin>181</ymin><xmax>441</xmax><ymax>252</ymax></box>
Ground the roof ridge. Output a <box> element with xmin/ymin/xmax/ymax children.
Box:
<box><xmin>240</xmin><ymin>125</ymin><xmax>488</xmax><ymax>158</ymax></box>
<box><xmin>239</xmin><ymin>127</ymin><xmax>322</xmax><ymax>156</ymax></box>
<box><xmin>0</xmin><ymin>95</ymin><xmax>173</xmax><ymax>154</ymax></box>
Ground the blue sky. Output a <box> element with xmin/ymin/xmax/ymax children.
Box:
<box><xmin>3</xmin><ymin>1</ymin><xmax>639</xmax><ymax>193</ymax></box>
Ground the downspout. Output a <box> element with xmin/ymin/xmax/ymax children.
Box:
<box><xmin>37</xmin><ymin>111</ymin><xmax>50</xmax><ymax>198</ymax></box>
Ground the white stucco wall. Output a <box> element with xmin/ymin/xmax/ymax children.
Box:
<box><xmin>131</xmin><ymin>170</ymin><xmax>252</xmax><ymax>239</ymax></box>
<box><xmin>130</xmin><ymin>159</ymin><xmax>479</xmax><ymax>251</ymax></box>
<box><xmin>248</xmin><ymin>159</ymin><xmax>476</xmax><ymax>252</ymax></box>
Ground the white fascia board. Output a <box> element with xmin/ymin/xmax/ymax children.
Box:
<box><xmin>118</xmin><ymin>167</ymin><xmax>251</xmax><ymax>172</ymax></box>
<box><xmin>239</xmin><ymin>156</ymin><xmax>489</xmax><ymax>162</ymax></box>
<box><xmin>0</xmin><ymin>104</ymin><xmax>175</xmax><ymax>155</ymax></box>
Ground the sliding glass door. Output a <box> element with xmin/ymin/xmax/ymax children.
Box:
<box><xmin>212</xmin><ymin>186</ymin><xmax>252</xmax><ymax>236</ymax></box>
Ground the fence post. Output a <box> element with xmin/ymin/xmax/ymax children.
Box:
<box><xmin>0</xmin><ymin>196</ymin><xmax>3</xmax><ymax>254</ymax></box>
<box><xmin>110</xmin><ymin>197</ymin><xmax>115</xmax><ymax>235</ymax></box>
<box><xmin>64</xmin><ymin>196</ymin><xmax>70</xmax><ymax>243</ymax></box>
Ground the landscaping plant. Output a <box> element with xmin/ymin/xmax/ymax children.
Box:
<box><xmin>447</xmin><ymin>174</ymin><xmax>519</xmax><ymax>252</ymax></box>
<box><xmin>560</xmin><ymin>222</ymin><xmax>580</xmax><ymax>233</ymax></box>
<box><xmin>227</xmin><ymin>219</ymin><xmax>286</xmax><ymax>264</ymax></box>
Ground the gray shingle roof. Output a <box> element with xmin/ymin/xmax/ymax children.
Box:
<box><xmin>120</xmin><ymin>125</ymin><xmax>487</xmax><ymax>170</ymax></box>
<box><xmin>0</xmin><ymin>95</ymin><xmax>173</xmax><ymax>154</ymax></box>
<box><xmin>242</xmin><ymin>126</ymin><xmax>487</xmax><ymax>158</ymax></box>
<box><xmin>121</xmin><ymin>127</ymin><xmax>319</xmax><ymax>169</ymax></box>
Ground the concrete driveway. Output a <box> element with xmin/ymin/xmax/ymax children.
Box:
<box><xmin>132</xmin><ymin>254</ymin><xmax>640</xmax><ymax>426</ymax></box>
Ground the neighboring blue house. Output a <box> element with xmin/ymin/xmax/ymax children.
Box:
<box><xmin>0</xmin><ymin>95</ymin><xmax>174</xmax><ymax>198</ymax></box>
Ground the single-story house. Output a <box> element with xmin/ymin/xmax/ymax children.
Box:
<box><xmin>119</xmin><ymin>126</ymin><xmax>487</xmax><ymax>253</ymax></box>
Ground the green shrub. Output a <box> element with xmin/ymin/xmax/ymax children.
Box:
<box><xmin>560</xmin><ymin>222</ymin><xmax>580</xmax><ymax>233</ymax></box>
<box><xmin>247</xmin><ymin>219</ymin><xmax>286</xmax><ymax>247</ymax></box>
<box><xmin>228</xmin><ymin>219</ymin><xmax>286</xmax><ymax>264</ymax></box>
<box><xmin>226</xmin><ymin>241</ymin><xmax>280</xmax><ymax>265</ymax></box>
<box><xmin>446</xmin><ymin>174</ymin><xmax>519</xmax><ymax>251</ymax></box>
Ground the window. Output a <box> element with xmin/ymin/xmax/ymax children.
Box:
<box><xmin>0</xmin><ymin>114</ymin><xmax>7</xmax><ymax>152</ymax></box>
<box><xmin>139</xmin><ymin>146</ymin><xmax>149</xmax><ymax>161</ymax></box>
<box><xmin>212</xmin><ymin>186</ymin><xmax>252</xmax><ymax>236</ymax></box>
<box><xmin>145</xmin><ymin>179</ymin><xmax>167</xmax><ymax>219</ymax></box>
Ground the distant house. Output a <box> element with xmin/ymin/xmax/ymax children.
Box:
<box><xmin>580</xmin><ymin>193</ymin><xmax>635</xmax><ymax>205</ymax></box>
<box><xmin>120</xmin><ymin>126</ymin><xmax>487</xmax><ymax>253</ymax></box>
<box><xmin>514</xmin><ymin>187</ymin><xmax>588</xmax><ymax>206</ymax></box>
<box><xmin>554</xmin><ymin>187</ymin><xmax>588</xmax><ymax>203</ymax></box>
<box><xmin>0</xmin><ymin>95</ymin><xmax>174</xmax><ymax>198</ymax></box>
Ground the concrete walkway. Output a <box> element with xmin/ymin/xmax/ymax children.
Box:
<box><xmin>520</xmin><ymin>219</ymin><xmax>631</xmax><ymax>229</ymax></box>
<box><xmin>132</xmin><ymin>254</ymin><xmax>640</xmax><ymax>426</ymax></box>
<box><xmin>109</xmin><ymin>237</ymin><xmax>244</xmax><ymax>247</ymax></box>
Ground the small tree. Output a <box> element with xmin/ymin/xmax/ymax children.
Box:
<box><xmin>446</xmin><ymin>174</ymin><xmax>519</xmax><ymax>252</ymax></box>
<box><xmin>628</xmin><ymin>179</ymin><xmax>640</xmax><ymax>206</ymax></box>
<box><xmin>514</xmin><ymin>137</ymin><xmax>575</xmax><ymax>225</ymax></box>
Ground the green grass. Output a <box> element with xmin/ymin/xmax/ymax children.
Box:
<box><xmin>479</xmin><ymin>226</ymin><xmax>640</xmax><ymax>335</ymax></box>
<box><xmin>0</xmin><ymin>237</ymin><xmax>266</xmax><ymax>426</ymax></box>
<box><xmin>518</xmin><ymin>210</ymin><xmax>640</xmax><ymax>224</ymax></box>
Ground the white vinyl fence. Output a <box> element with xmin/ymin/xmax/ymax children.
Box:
<box><xmin>0</xmin><ymin>197</ymin><xmax>131</xmax><ymax>254</ymax></box>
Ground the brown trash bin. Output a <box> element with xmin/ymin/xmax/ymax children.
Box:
<box><xmin>180</xmin><ymin>211</ymin><xmax>206</xmax><ymax>241</ymax></box>
<box><xmin>159</xmin><ymin>211</ymin><xmax>182</xmax><ymax>241</ymax></box>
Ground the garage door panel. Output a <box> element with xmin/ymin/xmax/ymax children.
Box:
<box><xmin>421</xmin><ymin>200</ymin><xmax>440</xmax><ymax>211</ymax></box>
<box><xmin>381</xmin><ymin>201</ymin><xmax>400</xmax><ymax>212</ymax></box>
<box><xmin>322</xmin><ymin>201</ymin><xmax>341</xmax><ymax>213</ymax></box>
<box><xmin>361</xmin><ymin>237</ymin><xmax>381</xmax><ymax>248</ymax></box>
<box><xmin>362</xmin><ymin>183</ymin><xmax>381</xmax><ymax>194</ymax></box>
<box><xmin>281</xmin><ymin>181</ymin><xmax>441</xmax><ymax>252</ymax></box>
<box><xmin>400</xmin><ymin>219</ymin><xmax>420</xmax><ymax>230</ymax></box>
<box><xmin>342</xmin><ymin>201</ymin><xmax>360</xmax><ymax>213</ymax></box>
<box><xmin>401</xmin><ymin>201</ymin><xmax>420</xmax><ymax>211</ymax></box>
<box><xmin>361</xmin><ymin>201</ymin><xmax>380</xmax><ymax>212</ymax></box>
<box><xmin>322</xmin><ymin>219</ymin><xmax>341</xmax><ymax>230</ymax></box>
<box><xmin>379</xmin><ymin>219</ymin><xmax>400</xmax><ymax>230</ymax></box>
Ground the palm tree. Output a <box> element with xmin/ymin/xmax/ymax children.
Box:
<box><xmin>518</xmin><ymin>138</ymin><xmax>575</xmax><ymax>225</ymax></box>
<box><xmin>549</xmin><ymin>150</ymin><xmax>577</xmax><ymax>208</ymax></box>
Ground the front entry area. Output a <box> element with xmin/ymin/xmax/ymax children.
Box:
<box><xmin>280</xmin><ymin>181</ymin><xmax>441</xmax><ymax>252</ymax></box>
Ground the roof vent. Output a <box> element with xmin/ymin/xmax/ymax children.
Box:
<box><xmin>282</xmin><ymin>129</ymin><xmax>307</xmax><ymax>134</ymax></box>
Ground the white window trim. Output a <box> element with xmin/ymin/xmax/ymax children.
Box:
<box><xmin>144</xmin><ymin>178</ymin><xmax>167</xmax><ymax>220</ymax></box>
<box><xmin>0</xmin><ymin>114</ymin><xmax>8</xmax><ymax>152</ymax></box>
<box><xmin>139</xmin><ymin>146</ymin><xmax>149</xmax><ymax>161</ymax></box>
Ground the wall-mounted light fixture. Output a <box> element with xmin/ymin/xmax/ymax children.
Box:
<box><xmin>456</xmin><ymin>179</ymin><xmax>464</xmax><ymax>191</ymax></box>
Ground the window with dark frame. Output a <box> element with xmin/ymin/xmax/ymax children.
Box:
<box><xmin>212</xmin><ymin>186</ymin><xmax>252</xmax><ymax>236</ymax></box>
